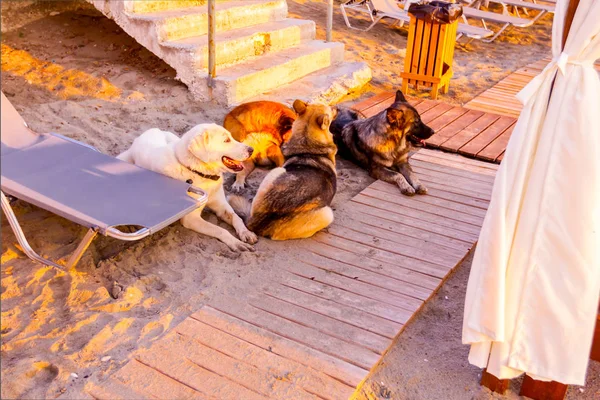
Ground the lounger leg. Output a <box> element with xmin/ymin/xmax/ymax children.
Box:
<box><xmin>66</xmin><ymin>228</ymin><xmax>98</xmax><ymax>269</ymax></box>
<box><xmin>0</xmin><ymin>191</ymin><xmax>63</xmax><ymax>270</ymax></box>
<box><xmin>483</xmin><ymin>23</ymin><xmax>510</xmax><ymax>43</ymax></box>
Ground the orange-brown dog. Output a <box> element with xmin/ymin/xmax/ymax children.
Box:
<box><xmin>223</xmin><ymin>101</ymin><xmax>296</xmax><ymax>192</ymax></box>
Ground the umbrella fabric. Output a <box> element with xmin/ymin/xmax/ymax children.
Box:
<box><xmin>462</xmin><ymin>0</ymin><xmax>600</xmax><ymax>385</ymax></box>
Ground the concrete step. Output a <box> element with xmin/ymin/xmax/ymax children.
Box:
<box><xmin>252</xmin><ymin>62</ymin><xmax>372</xmax><ymax>106</ymax></box>
<box><xmin>127</xmin><ymin>0</ymin><xmax>226</xmax><ymax>15</ymax></box>
<box><xmin>162</xmin><ymin>19</ymin><xmax>316</xmax><ymax>70</ymax></box>
<box><xmin>127</xmin><ymin>0</ymin><xmax>208</xmax><ymax>14</ymax></box>
<box><xmin>129</xmin><ymin>0</ymin><xmax>288</xmax><ymax>42</ymax></box>
<box><xmin>205</xmin><ymin>40</ymin><xmax>345</xmax><ymax>105</ymax></box>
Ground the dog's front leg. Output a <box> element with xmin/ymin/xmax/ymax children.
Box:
<box><xmin>181</xmin><ymin>210</ymin><xmax>255</xmax><ymax>252</ymax></box>
<box><xmin>209</xmin><ymin>189</ymin><xmax>258</xmax><ymax>245</ymax></box>
<box><xmin>231</xmin><ymin>160</ymin><xmax>255</xmax><ymax>193</ymax></box>
<box><xmin>396</xmin><ymin>162</ymin><xmax>427</xmax><ymax>194</ymax></box>
<box><xmin>370</xmin><ymin>164</ymin><xmax>416</xmax><ymax>196</ymax></box>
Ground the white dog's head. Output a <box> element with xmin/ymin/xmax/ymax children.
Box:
<box><xmin>179</xmin><ymin>123</ymin><xmax>254</xmax><ymax>174</ymax></box>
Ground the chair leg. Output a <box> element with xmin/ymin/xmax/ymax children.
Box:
<box><xmin>1</xmin><ymin>191</ymin><xmax>98</xmax><ymax>270</ymax></box>
<box><xmin>1</xmin><ymin>191</ymin><xmax>63</xmax><ymax>270</ymax></box>
<box><xmin>66</xmin><ymin>228</ymin><xmax>98</xmax><ymax>269</ymax></box>
<box><xmin>482</xmin><ymin>23</ymin><xmax>511</xmax><ymax>43</ymax></box>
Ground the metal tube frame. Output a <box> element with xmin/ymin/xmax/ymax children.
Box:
<box><xmin>327</xmin><ymin>0</ymin><xmax>334</xmax><ymax>42</ymax></box>
<box><xmin>208</xmin><ymin>0</ymin><xmax>216</xmax><ymax>86</ymax></box>
<box><xmin>0</xmin><ymin>185</ymin><xmax>207</xmax><ymax>269</ymax></box>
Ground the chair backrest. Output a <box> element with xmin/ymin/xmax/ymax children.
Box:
<box><xmin>1</xmin><ymin>92</ymin><xmax>42</xmax><ymax>156</ymax></box>
<box><xmin>370</xmin><ymin>0</ymin><xmax>405</xmax><ymax>14</ymax></box>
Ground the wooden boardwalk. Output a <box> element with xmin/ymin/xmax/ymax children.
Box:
<box><xmin>353</xmin><ymin>92</ymin><xmax>516</xmax><ymax>163</ymax></box>
<box><xmin>464</xmin><ymin>58</ymin><xmax>550</xmax><ymax>117</ymax></box>
<box><xmin>88</xmin><ymin>149</ymin><xmax>497</xmax><ymax>400</ymax></box>
<box><xmin>465</xmin><ymin>57</ymin><xmax>600</xmax><ymax>117</ymax></box>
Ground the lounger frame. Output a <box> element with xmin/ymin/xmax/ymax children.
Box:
<box><xmin>1</xmin><ymin>134</ymin><xmax>207</xmax><ymax>270</ymax></box>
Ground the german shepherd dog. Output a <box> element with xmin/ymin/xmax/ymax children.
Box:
<box><xmin>223</xmin><ymin>101</ymin><xmax>296</xmax><ymax>192</ymax></box>
<box><xmin>330</xmin><ymin>90</ymin><xmax>435</xmax><ymax>196</ymax></box>
<box><xmin>228</xmin><ymin>100</ymin><xmax>338</xmax><ymax>240</ymax></box>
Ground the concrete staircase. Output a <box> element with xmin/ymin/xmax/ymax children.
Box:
<box><xmin>88</xmin><ymin>0</ymin><xmax>371</xmax><ymax>105</ymax></box>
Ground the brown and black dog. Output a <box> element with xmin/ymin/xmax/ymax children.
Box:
<box><xmin>223</xmin><ymin>101</ymin><xmax>296</xmax><ymax>192</ymax></box>
<box><xmin>330</xmin><ymin>90</ymin><xmax>435</xmax><ymax>196</ymax></box>
<box><xmin>228</xmin><ymin>100</ymin><xmax>338</xmax><ymax>240</ymax></box>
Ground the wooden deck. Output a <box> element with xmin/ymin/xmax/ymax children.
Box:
<box><xmin>88</xmin><ymin>149</ymin><xmax>497</xmax><ymax>400</ymax></box>
<box><xmin>464</xmin><ymin>58</ymin><xmax>550</xmax><ymax>117</ymax></box>
<box><xmin>353</xmin><ymin>92</ymin><xmax>516</xmax><ymax>163</ymax></box>
<box><xmin>465</xmin><ymin>58</ymin><xmax>600</xmax><ymax>117</ymax></box>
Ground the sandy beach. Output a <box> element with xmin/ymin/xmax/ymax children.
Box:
<box><xmin>2</xmin><ymin>1</ymin><xmax>597</xmax><ymax>399</ymax></box>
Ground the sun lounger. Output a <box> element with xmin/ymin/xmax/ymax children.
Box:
<box><xmin>1</xmin><ymin>92</ymin><xmax>208</xmax><ymax>269</ymax></box>
<box><xmin>461</xmin><ymin>6</ymin><xmax>534</xmax><ymax>42</ymax></box>
<box><xmin>340</xmin><ymin>0</ymin><xmax>494</xmax><ymax>41</ymax></box>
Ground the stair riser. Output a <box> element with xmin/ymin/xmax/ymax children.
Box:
<box><xmin>127</xmin><ymin>1</ymin><xmax>226</xmax><ymax>14</ymax></box>
<box><xmin>127</xmin><ymin>1</ymin><xmax>207</xmax><ymax>14</ymax></box>
<box><xmin>213</xmin><ymin>44</ymin><xmax>345</xmax><ymax>105</ymax></box>
<box><xmin>192</xmin><ymin>22</ymin><xmax>316</xmax><ymax>70</ymax></box>
<box><xmin>157</xmin><ymin>0</ymin><xmax>288</xmax><ymax>42</ymax></box>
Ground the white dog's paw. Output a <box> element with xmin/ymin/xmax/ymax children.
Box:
<box><xmin>227</xmin><ymin>238</ymin><xmax>255</xmax><ymax>252</ymax></box>
<box><xmin>239</xmin><ymin>230</ymin><xmax>258</xmax><ymax>245</ymax></box>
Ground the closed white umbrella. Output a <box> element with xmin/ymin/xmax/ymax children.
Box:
<box><xmin>462</xmin><ymin>0</ymin><xmax>600</xmax><ymax>385</ymax></box>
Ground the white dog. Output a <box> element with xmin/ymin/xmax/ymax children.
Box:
<box><xmin>118</xmin><ymin>124</ymin><xmax>258</xmax><ymax>251</ymax></box>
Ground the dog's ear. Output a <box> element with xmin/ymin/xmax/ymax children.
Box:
<box><xmin>187</xmin><ymin>129</ymin><xmax>208</xmax><ymax>160</ymax></box>
<box><xmin>317</xmin><ymin>114</ymin><xmax>331</xmax><ymax>131</ymax></box>
<box><xmin>278</xmin><ymin>115</ymin><xmax>295</xmax><ymax>134</ymax></box>
<box><xmin>386</xmin><ymin>108</ymin><xmax>405</xmax><ymax>127</ymax></box>
<box><xmin>395</xmin><ymin>90</ymin><xmax>408</xmax><ymax>103</ymax></box>
<box><xmin>293</xmin><ymin>100</ymin><xmax>308</xmax><ymax>115</ymax></box>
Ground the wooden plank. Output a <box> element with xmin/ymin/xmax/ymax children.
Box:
<box><xmin>206</xmin><ymin>299</ymin><xmax>380</xmax><ymax>371</ymax></box>
<box><xmin>252</xmin><ymin>291</ymin><xmax>393</xmax><ymax>353</ymax></box>
<box><xmin>278</xmin><ymin>274</ymin><xmax>415</xmax><ymax>325</ymax></box>
<box><xmin>519</xmin><ymin>375</ymin><xmax>567</xmax><ymax>400</ymax></box>
<box><xmin>313</xmin><ymin>231</ymin><xmax>453</xmax><ymax>279</ymax></box>
<box><xmin>139</xmin><ymin>333</ymin><xmax>310</xmax><ymax>400</ymax></box>
<box><xmin>411</xmin><ymin>167</ymin><xmax>493</xmax><ymax>197</ymax></box>
<box><xmin>174</xmin><ymin>318</ymin><xmax>354</xmax><ymax>400</ymax></box>
<box><xmin>335</xmin><ymin>213</ymin><xmax>468</xmax><ymax>256</ymax></box>
<box><xmin>352</xmin><ymin>92</ymin><xmax>395</xmax><ymax>114</ymax></box>
<box><xmin>426</xmin><ymin>110</ymin><xmax>485</xmax><ymax>147</ymax></box>
<box><xmin>352</xmin><ymin>194</ymin><xmax>482</xmax><ymax>237</ymax></box>
<box><xmin>480</xmin><ymin>369</ymin><xmax>510</xmax><ymax>394</ymax></box>
<box><xmin>408</xmin><ymin>158</ymin><xmax>495</xmax><ymax>185</ymax></box>
<box><xmin>291</xmin><ymin>248</ymin><xmax>434</xmax><ymax>300</ymax></box>
<box><xmin>370</xmin><ymin>181</ymin><xmax>490</xmax><ymax>210</ymax></box>
<box><xmin>298</xmin><ymin>239</ymin><xmax>441</xmax><ymax>291</ymax></box>
<box><xmin>369</xmin><ymin>180</ymin><xmax>488</xmax><ymax>216</ymax></box>
<box><xmin>458</xmin><ymin>116</ymin><xmax>516</xmax><ymax>157</ymax></box>
<box><xmin>191</xmin><ymin>306</ymin><xmax>367</xmax><ymax>387</ymax></box>
<box><xmin>290</xmin><ymin>258</ymin><xmax>424</xmax><ymax>312</ymax></box>
<box><xmin>264</xmin><ymin>282</ymin><xmax>405</xmax><ymax>338</ymax></box>
<box><xmin>414</xmin><ymin>98</ymin><xmax>440</xmax><ymax>114</ymax></box>
<box><xmin>426</xmin><ymin>106</ymin><xmax>469</xmax><ymax>132</ymax></box>
<box><xmin>363</xmin><ymin>185</ymin><xmax>486</xmax><ymax>222</ymax></box>
<box><xmin>361</xmin><ymin>187</ymin><xmax>485</xmax><ymax>226</ymax></box>
<box><xmin>414</xmin><ymin>148</ymin><xmax>499</xmax><ymax>173</ymax></box>
<box><xmin>113</xmin><ymin>359</ymin><xmax>209</xmax><ymax>400</ymax></box>
<box><xmin>325</xmin><ymin>224</ymin><xmax>462</xmax><ymax>271</ymax></box>
<box><xmin>342</xmin><ymin>202</ymin><xmax>474</xmax><ymax>251</ymax></box>
<box><xmin>439</xmin><ymin>113</ymin><xmax>502</xmax><ymax>153</ymax></box>
<box><xmin>420</xmin><ymin>102</ymin><xmax>454</xmax><ymax>124</ymax></box>
<box><xmin>477</xmin><ymin>124</ymin><xmax>516</xmax><ymax>162</ymax></box>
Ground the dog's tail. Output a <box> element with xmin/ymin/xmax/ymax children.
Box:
<box><xmin>227</xmin><ymin>194</ymin><xmax>252</xmax><ymax>223</ymax></box>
